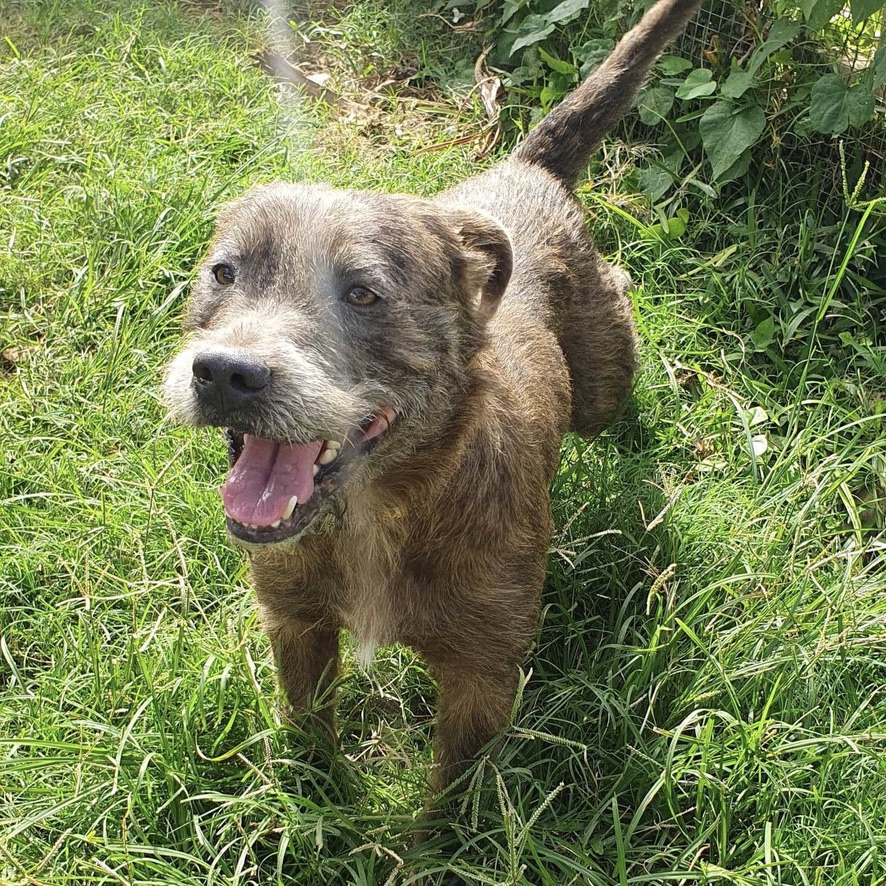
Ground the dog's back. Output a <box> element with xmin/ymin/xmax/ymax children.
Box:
<box><xmin>440</xmin><ymin>162</ymin><xmax>635</xmax><ymax>436</ymax></box>
<box><xmin>440</xmin><ymin>0</ymin><xmax>702</xmax><ymax>434</ymax></box>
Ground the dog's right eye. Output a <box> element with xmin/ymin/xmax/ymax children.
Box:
<box><xmin>345</xmin><ymin>286</ymin><xmax>379</xmax><ymax>307</ymax></box>
<box><xmin>212</xmin><ymin>264</ymin><xmax>236</xmax><ymax>285</ymax></box>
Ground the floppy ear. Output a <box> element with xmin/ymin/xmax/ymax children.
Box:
<box><xmin>448</xmin><ymin>209</ymin><xmax>513</xmax><ymax>325</ymax></box>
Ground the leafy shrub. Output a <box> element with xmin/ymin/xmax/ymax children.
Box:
<box><xmin>436</xmin><ymin>0</ymin><xmax>886</xmax><ymax>201</ymax></box>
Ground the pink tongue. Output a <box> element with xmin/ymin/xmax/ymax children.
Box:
<box><xmin>222</xmin><ymin>437</ymin><xmax>323</xmax><ymax>526</ymax></box>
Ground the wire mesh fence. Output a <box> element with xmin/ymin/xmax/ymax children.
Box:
<box><xmin>672</xmin><ymin>0</ymin><xmax>885</xmax><ymax>199</ymax></box>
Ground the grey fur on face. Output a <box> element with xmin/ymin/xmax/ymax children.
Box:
<box><xmin>164</xmin><ymin>183</ymin><xmax>509</xmax><ymax>454</ymax></box>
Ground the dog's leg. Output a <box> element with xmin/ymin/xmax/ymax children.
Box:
<box><xmin>431</xmin><ymin>665</ymin><xmax>518</xmax><ymax>800</ymax></box>
<box><xmin>269</xmin><ymin>620</ymin><xmax>340</xmax><ymax>736</ymax></box>
<box><xmin>559</xmin><ymin>257</ymin><xmax>637</xmax><ymax>437</ymax></box>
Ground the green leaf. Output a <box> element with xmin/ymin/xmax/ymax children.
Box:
<box><xmin>747</xmin><ymin>21</ymin><xmax>801</xmax><ymax>76</ymax></box>
<box><xmin>658</xmin><ymin>55</ymin><xmax>693</xmax><ymax>75</ymax></box>
<box><xmin>699</xmin><ymin>101</ymin><xmax>766</xmax><ymax>179</ymax></box>
<box><xmin>576</xmin><ymin>38</ymin><xmax>614</xmax><ymax>77</ymax></box>
<box><xmin>850</xmin><ymin>0</ymin><xmax>883</xmax><ymax>21</ymax></box>
<box><xmin>716</xmin><ymin>147</ymin><xmax>753</xmax><ymax>184</ymax></box>
<box><xmin>501</xmin><ymin>0</ymin><xmax>527</xmax><ymax>25</ymax></box>
<box><xmin>809</xmin><ymin>74</ymin><xmax>875</xmax><ymax>133</ymax></box>
<box><xmin>843</xmin><ymin>86</ymin><xmax>875</xmax><ymax>127</ymax></box>
<box><xmin>800</xmin><ymin>0</ymin><xmax>841</xmax><ymax>30</ymax></box>
<box><xmin>638</xmin><ymin>165</ymin><xmax>673</xmax><ymax>202</ymax></box>
<box><xmin>637</xmin><ymin>85</ymin><xmax>676</xmax><ymax>124</ymax></box>
<box><xmin>686</xmin><ymin>175</ymin><xmax>718</xmax><ymax>198</ymax></box>
<box><xmin>663</xmin><ymin>212</ymin><xmax>687</xmax><ymax>238</ymax></box>
<box><xmin>799</xmin><ymin>0</ymin><xmax>817</xmax><ymax>16</ymax></box>
<box><xmin>721</xmin><ymin>69</ymin><xmax>753</xmax><ymax>99</ymax></box>
<box><xmin>649</xmin><ymin>207</ymin><xmax>690</xmax><ymax>239</ymax></box>
<box><xmin>676</xmin><ymin>68</ymin><xmax>717</xmax><ymax>100</ymax></box>
<box><xmin>546</xmin><ymin>0</ymin><xmax>591</xmax><ymax>24</ymax></box>
<box><xmin>752</xmin><ymin>316</ymin><xmax>776</xmax><ymax>350</ymax></box>
<box><xmin>748</xmin><ymin>405</ymin><xmax>769</xmax><ymax>427</ymax></box>
<box><xmin>540</xmin><ymin>83</ymin><xmax>568</xmax><ymax>107</ymax></box>
<box><xmin>510</xmin><ymin>15</ymin><xmax>556</xmax><ymax>55</ymax></box>
<box><xmin>767</xmin><ymin>19</ymin><xmax>801</xmax><ymax>44</ymax></box>
<box><xmin>537</xmin><ymin>46</ymin><xmax>577</xmax><ymax>76</ymax></box>
<box><xmin>873</xmin><ymin>47</ymin><xmax>886</xmax><ymax>88</ymax></box>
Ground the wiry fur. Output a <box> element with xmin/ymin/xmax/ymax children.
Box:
<box><xmin>163</xmin><ymin>0</ymin><xmax>702</xmax><ymax>805</ymax></box>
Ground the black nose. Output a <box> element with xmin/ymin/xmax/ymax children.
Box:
<box><xmin>192</xmin><ymin>350</ymin><xmax>271</xmax><ymax>412</ymax></box>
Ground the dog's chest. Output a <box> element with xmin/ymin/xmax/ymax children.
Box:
<box><xmin>338</xmin><ymin>582</ymin><xmax>395</xmax><ymax>668</ymax></box>
<box><xmin>334</xmin><ymin>500</ymin><xmax>409</xmax><ymax>667</ymax></box>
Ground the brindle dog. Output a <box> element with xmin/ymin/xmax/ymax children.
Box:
<box><xmin>164</xmin><ymin>0</ymin><xmax>702</xmax><ymax>801</ymax></box>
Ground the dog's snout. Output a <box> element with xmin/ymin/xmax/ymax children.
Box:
<box><xmin>192</xmin><ymin>351</ymin><xmax>270</xmax><ymax>411</ymax></box>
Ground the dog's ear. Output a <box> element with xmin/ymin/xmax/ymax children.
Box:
<box><xmin>448</xmin><ymin>210</ymin><xmax>513</xmax><ymax>325</ymax></box>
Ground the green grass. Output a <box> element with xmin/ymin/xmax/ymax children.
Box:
<box><xmin>1</xmin><ymin>0</ymin><xmax>885</xmax><ymax>883</ymax></box>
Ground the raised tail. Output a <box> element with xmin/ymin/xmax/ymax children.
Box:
<box><xmin>514</xmin><ymin>0</ymin><xmax>703</xmax><ymax>187</ymax></box>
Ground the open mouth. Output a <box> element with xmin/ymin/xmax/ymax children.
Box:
<box><xmin>221</xmin><ymin>406</ymin><xmax>397</xmax><ymax>545</ymax></box>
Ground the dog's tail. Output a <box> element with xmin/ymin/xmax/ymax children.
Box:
<box><xmin>513</xmin><ymin>0</ymin><xmax>703</xmax><ymax>188</ymax></box>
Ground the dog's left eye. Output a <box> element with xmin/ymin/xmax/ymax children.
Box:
<box><xmin>345</xmin><ymin>286</ymin><xmax>379</xmax><ymax>307</ymax></box>
<box><xmin>212</xmin><ymin>264</ymin><xmax>236</xmax><ymax>285</ymax></box>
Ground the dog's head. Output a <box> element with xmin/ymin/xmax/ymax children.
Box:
<box><xmin>163</xmin><ymin>182</ymin><xmax>512</xmax><ymax>548</ymax></box>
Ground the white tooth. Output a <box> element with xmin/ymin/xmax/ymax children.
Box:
<box><xmin>326</xmin><ymin>440</ymin><xmax>341</xmax><ymax>450</ymax></box>
<box><xmin>243</xmin><ymin>434</ymin><xmax>252</xmax><ymax>444</ymax></box>
<box><xmin>271</xmin><ymin>519</ymin><xmax>281</xmax><ymax>528</ymax></box>
<box><xmin>313</xmin><ymin>464</ymin><xmax>320</xmax><ymax>477</ymax></box>
<box><xmin>318</xmin><ymin>448</ymin><xmax>336</xmax><ymax>466</ymax></box>
<box><xmin>282</xmin><ymin>495</ymin><xmax>298</xmax><ymax>520</ymax></box>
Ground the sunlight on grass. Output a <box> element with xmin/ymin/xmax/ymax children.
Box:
<box><xmin>1</xmin><ymin>0</ymin><xmax>885</xmax><ymax>883</ymax></box>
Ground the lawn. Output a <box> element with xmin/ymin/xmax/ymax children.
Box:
<box><xmin>1</xmin><ymin>0</ymin><xmax>885</xmax><ymax>883</ymax></box>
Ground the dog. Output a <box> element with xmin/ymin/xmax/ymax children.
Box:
<box><xmin>163</xmin><ymin>0</ymin><xmax>702</xmax><ymax>803</ymax></box>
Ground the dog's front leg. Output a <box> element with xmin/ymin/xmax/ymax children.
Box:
<box><xmin>268</xmin><ymin>619</ymin><xmax>340</xmax><ymax>736</ymax></box>
<box><xmin>430</xmin><ymin>664</ymin><xmax>518</xmax><ymax>801</ymax></box>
